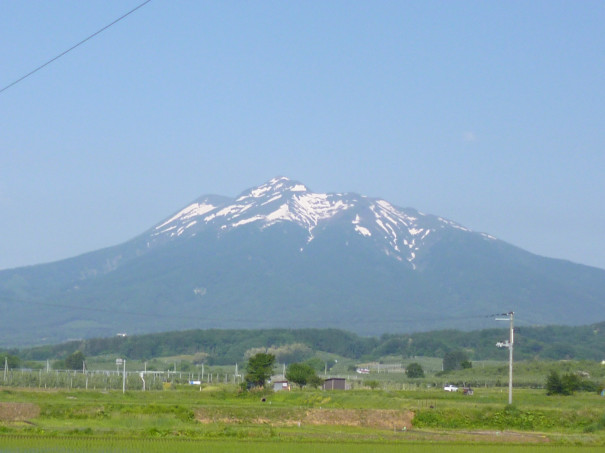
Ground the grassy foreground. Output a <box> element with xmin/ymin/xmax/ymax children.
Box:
<box><xmin>1</xmin><ymin>438</ymin><xmax>605</xmax><ymax>453</ymax></box>
<box><xmin>1</xmin><ymin>384</ymin><xmax>605</xmax><ymax>451</ymax></box>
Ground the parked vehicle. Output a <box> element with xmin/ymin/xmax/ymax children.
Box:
<box><xmin>443</xmin><ymin>384</ymin><xmax>458</xmax><ymax>392</ymax></box>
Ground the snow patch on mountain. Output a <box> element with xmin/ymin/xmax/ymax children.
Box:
<box><xmin>231</xmin><ymin>216</ymin><xmax>264</xmax><ymax>228</ymax></box>
<box><xmin>155</xmin><ymin>202</ymin><xmax>216</xmax><ymax>232</ymax></box>
<box><xmin>355</xmin><ymin>225</ymin><xmax>372</xmax><ymax>237</ymax></box>
<box><xmin>438</xmin><ymin>216</ymin><xmax>471</xmax><ymax>232</ymax></box>
<box><xmin>266</xmin><ymin>203</ymin><xmax>292</xmax><ymax>223</ymax></box>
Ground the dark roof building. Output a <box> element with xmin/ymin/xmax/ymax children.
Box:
<box><xmin>322</xmin><ymin>378</ymin><xmax>346</xmax><ymax>390</ymax></box>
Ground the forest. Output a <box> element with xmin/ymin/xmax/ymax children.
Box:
<box><xmin>4</xmin><ymin>321</ymin><xmax>604</xmax><ymax>365</ymax></box>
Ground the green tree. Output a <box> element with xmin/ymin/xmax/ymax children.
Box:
<box><xmin>546</xmin><ymin>370</ymin><xmax>581</xmax><ymax>395</ymax></box>
<box><xmin>4</xmin><ymin>354</ymin><xmax>21</xmax><ymax>369</ymax></box>
<box><xmin>405</xmin><ymin>362</ymin><xmax>424</xmax><ymax>378</ymax></box>
<box><xmin>561</xmin><ymin>372</ymin><xmax>581</xmax><ymax>394</ymax></box>
<box><xmin>286</xmin><ymin>362</ymin><xmax>317</xmax><ymax>388</ymax></box>
<box><xmin>64</xmin><ymin>351</ymin><xmax>85</xmax><ymax>370</ymax></box>
<box><xmin>307</xmin><ymin>373</ymin><xmax>323</xmax><ymax>389</ymax></box>
<box><xmin>443</xmin><ymin>350</ymin><xmax>470</xmax><ymax>371</ymax></box>
<box><xmin>546</xmin><ymin>370</ymin><xmax>564</xmax><ymax>395</ymax></box>
<box><xmin>245</xmin><ymin>353</ymin><xmax>275</xmax><ymax>388</ymax></box>
<box><xmin>304</xmin><ymin>357</ymin><xmax>324</xmax><ymax>372</ymax></box>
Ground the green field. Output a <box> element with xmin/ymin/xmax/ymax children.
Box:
<box><xmin>2</xmin><ymin>383</ymin><xmax>605</xmax><ymax>451</ymax></box>
<box><xmin>1</xmin><ymin>438</ymin><xmax>605</xmax><ymax>453</ymax></box>
<box><xmin>4</xmin><ymin>317</ymin><xmax>605</xmax><ymax>452</ymax></box>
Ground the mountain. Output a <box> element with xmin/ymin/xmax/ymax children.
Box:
<box><xmin>1</xmin><ymin>177</ymin><xmax>605</xmax><ymax>346</ymax></box>
<box><xmin>147</xmin><ymin>176</ymin><xmax>480</xmax><ymax>266</ymax></box>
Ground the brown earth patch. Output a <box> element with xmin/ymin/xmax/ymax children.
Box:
<box><xmin>195</xmin><ymin>407</ymin><xmax>413</xmax><ymax>430</ymax></box>
<box><xmin>197</xmin><ymin>414</ymin><xmax>241</xmax><ymax>425</ymax></box>
<box><xmin>0</xmin><ymin>402</ymin><xmax>40</xmax><ymax>421</ymax></box>
<box><xmin>194</xmin><ymin>408</ymin><xmax>553</xmax><ymax>443</ymax></box>
<box><xmin>304</xmin><ymin>408</ymin><xmax>414</xmax><ymax>430</ymax></box>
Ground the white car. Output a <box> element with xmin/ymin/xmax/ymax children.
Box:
<box><xmin>443</xmin><ymin>384</ymin><xmax>458</xmax><ymax>392</ymax></box>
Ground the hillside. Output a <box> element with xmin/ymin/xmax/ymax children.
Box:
<box><xmin>1</xmin><ymin>177</ymin><xmax>605</xmax><ymax>345</ymax></box>
<box><xmin>9</xmin><ymin>322</ymin><xmax>605</xmax><ymax>365</ymax></box>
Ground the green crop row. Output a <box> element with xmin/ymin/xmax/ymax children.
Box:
<box><xmin>1</xmin><ymin>437</ymin><xmax>605</xmax><ymax>453</ymax></box>
<box><xmin>413</xmin><ymin>404</ymin><xmax>605</xmax><ymax>431</ymax></box>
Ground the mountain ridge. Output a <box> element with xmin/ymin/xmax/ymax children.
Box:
<box><xmin>1</xmin><ymin>176</ymin><xmax>604</xmax><ymax>346</ymax></box>
<box><xmin>145</xmin><ymin>176</ymin><xmax>496</xmax><ymax>270</ymax></box>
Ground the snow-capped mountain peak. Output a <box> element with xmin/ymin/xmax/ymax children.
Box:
<box><xmin>149</xmin><ymin>177</ymin><xmax>490</xmax><ymax>267</ymax></box>
<box><xmin>236</xmin><ymin>176</ymin><xmax>309</xmax><ymax>202</ymax></box>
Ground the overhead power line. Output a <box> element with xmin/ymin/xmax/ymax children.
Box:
<box><xmin>0</xmin><ymin>0</ymin><xmax>153</xmax><ymax>95</ymax></box>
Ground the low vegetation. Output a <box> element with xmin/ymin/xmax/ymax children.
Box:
<box><xmin>285</xmin><ymin>362</ymin><xmax>322</xmax><ymax>388</ymax></box>
<box><xmin>406</xmin><ymin>363</ymin><xmax>425</xmax><ymax>378</ymax></box>
<box><xmin>6</xmin><ymin>322</ymin><xmax>605</xmax><ymax>367</ymax></box>
<box><xmin>2</xmin><ymin>325</ymin><xmax>605</xmax><ymax>450</ymax></box>
<box><xmin>1</xmin><ymin>384</ymin><xmax>605</xmax><ymax>450</ymax></box>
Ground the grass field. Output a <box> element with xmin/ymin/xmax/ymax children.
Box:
<box><xmin>1</xmin><ymin>384</ymin><xmax>605</xmax><ymax>451</ymax></box>
<box><xmin>1</xmin><ymin>438</ymin><xmax>605</xmax><ymax>453</ymax></box>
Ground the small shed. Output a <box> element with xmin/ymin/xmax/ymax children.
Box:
<box><xmin>322</xmin><ymin>378</ymin><xmax>346</xmax><ymax>390</ymax></box>
<box><xmin>273</xmin><ymin>380</ymin><xmax>291</xmax><ymax>392</ymax></box>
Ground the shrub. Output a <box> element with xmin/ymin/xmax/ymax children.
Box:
<box><xmin>64</xmin><ymin>351</ymin><xmax>85</xmax><ymax>370</ymax></box>
<box><xmin>546</xmin><ymin>370</ymin><xmax>591</xmax><ymax>395</ymax></box>
<box><xmin>405</xmin><ymin>362</ymin><xmax>424</xmax><ymax>378</ymax></box>
<box><xmin>364</xmin><ymin>380</ymin><xmax>380</xmax><ymax>389</ymax></box>
<box><xmin>285</xmin><ymin>363</ymin><xmax>317</xmax><ymax>388</ymax></box>
<box><xmin>546</xmin><ymin>370</ymin><xmax>565</xmax><ymax>395</ymax></box>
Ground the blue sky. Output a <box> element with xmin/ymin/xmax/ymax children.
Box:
<box><xmin>1</xmin><ymin>0</ymin><xmax>604</xmax><ymax>270</ymax></box>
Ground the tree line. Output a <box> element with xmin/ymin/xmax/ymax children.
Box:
<box><xmin>4</xmin><ymin>321</ymin><xmax>605</xmax><ymax>365</ymax></box>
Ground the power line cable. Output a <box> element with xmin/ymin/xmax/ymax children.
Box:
<box><xmin>0</xmin><ymin>0</ymin><xmax>153</xmax><ymax>95</ymax></box>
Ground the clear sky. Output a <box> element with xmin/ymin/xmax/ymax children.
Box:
<box><xmin>1</xmin><ymin>0</ymin><xmax>604</xmax><ymax>271</ymax></box>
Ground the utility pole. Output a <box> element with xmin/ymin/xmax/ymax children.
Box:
<box><xmin>496</xmin><ymin>312</ymin><xmax>514</xmax><ymax>405</ymax></box>
<box><xmin>116</xmin><ymin>358</ymin><xmax>126</xmax><ymax>394</ymax></box>
<box><xmin>508</xmin><ymin>312</ymin><xmax>514</xmax><ymax>405</ymax></box>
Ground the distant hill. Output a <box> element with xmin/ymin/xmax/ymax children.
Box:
<box><xmin>11</xmin><ymin>322</ymin><xmax>605</xmax><ymax>365</ymax></box>
<box><xmin>1</xmin><ymin>177</ymin><xmax>604</xmax><ymax>346</ymax></box>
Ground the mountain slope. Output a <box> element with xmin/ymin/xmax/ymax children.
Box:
<box><xmin>1</xmin><ymin>177</ymin><xmax>604</xmax><ymax>346</ymax></box>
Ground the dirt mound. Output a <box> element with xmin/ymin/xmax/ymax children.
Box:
<box><xmin>195</xmin><ymin>407</ymin><xmax>414</xmax><ymax>430</ymax></box>
<box><xmin>0</xmin><ymin>402</ymin><xmax>40</xmax><ymax>421</ymax></box>
<box><xmin>304</xmin><ymin>408</ymin><xmax>413</xmax><ymax>430</ymax></box>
